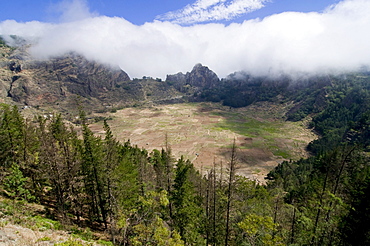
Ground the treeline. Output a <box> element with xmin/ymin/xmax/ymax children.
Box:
<box><xmin>198</xmin><ymin>72</ymin><xmax>370</xmax><ymax>126</ymax></box>
<box><xmin>199</xmin><ymin>74</ymin><xmax>290</xmax><ymax>108</ymax></box>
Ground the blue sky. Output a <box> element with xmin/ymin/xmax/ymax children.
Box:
<box><xmin>0</xmin><ymin>0</ymin><xmax>369</xmax><ymax>79</ymax></box>
<box><xmin>1</xmin><ymin>0</ymin><xmax>339</xmax><ymax>25</ymax></box>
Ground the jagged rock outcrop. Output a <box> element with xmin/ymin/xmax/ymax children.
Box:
<box><xmin>0</xmin><ymin>43</ymin><xmax>184</xmax><ymax>112</ymax></box>
<box><xmin>166</xmin><ymin>63</ymin><xmax>220</xmax><ymax>92</ymax></box>
<box><xmin>28</xmin><ymin>54</ymin><xmax>130</xmax><ymax>99</ymax></box>
<box><xmin>166</xmin><ymin>72</ymin><xmax>186</xmax><ymax>86</ymax></box>
<box><xmin>187</xmin><ymin>63</ymin><xmax>220</xmax><ymax>88</ymax></box>
<box><xmin>0</xmin><ymin>44</ymin><xmax>132</xmax><ymax>107</ymax></box>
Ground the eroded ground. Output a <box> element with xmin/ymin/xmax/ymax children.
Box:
<box><xmin>90</xmin><ymin>102</ymin><xmax>317</xmax><ymax>183</ymax></box>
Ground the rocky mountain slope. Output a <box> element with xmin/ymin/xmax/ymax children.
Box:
<box><xmin>0</xmin><ymin>42</ymin><xmax>183</xmax><ymax>113</ymax></box>
<box><xmin>0</xmin><ymin>40</ymin><xmax>226</xmax><ymax>115</ymax></box>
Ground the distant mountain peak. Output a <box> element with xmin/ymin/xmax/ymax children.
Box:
<box><xmin>166</xmin><ymin>63</ymin><xmax>220</xmax><ymax>90</ymax></box>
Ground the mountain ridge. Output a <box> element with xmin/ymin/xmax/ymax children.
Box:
<box><xmin>1</xmin><ymin>39</ymin><xmax>370</xmax><ymax>125</ymax></box>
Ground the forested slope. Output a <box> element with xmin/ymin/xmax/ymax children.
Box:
<box><xmin>267</xmin><ymin>73</ymin><xmax>370</xmax><ymax>245</ymax></box>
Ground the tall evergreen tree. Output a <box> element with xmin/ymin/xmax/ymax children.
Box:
<box><xmin>0</xmin><ymin>105</ymin><xmax>25</xmax><ymax>168</ymax></box>
<box><xmin>80</xmin><ymin>110</ymin><xmax>108</xmax><ymax>226</ymax></box>
<box><xmin>171</xmin><ymin>157</ymin><xmax>204</xmax><ymax>245</ymax></box>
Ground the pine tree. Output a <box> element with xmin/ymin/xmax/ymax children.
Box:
<box><xmin>80</xmin><ymin>110</ymin><xmax>108</xmax><ymax>226</ymax></box>
<box><xmin>171</xmin><ymin>157</ymin><xmax>204</xmax><ymax>245</ymax></box>
<box><xmin>0</xmin><ymin>105</ymin><xmax>25</xmax><ymax>168</ymax></box>
<box><xmin>3</xmin><ymin>163</ymin><xmax>34</xmax><ymax>201</ymax></box>
<box><xmin>103</xmin><ymin>119</ymin><xmax>121</xmax><ymax>242</ymax></box>
<box><xmin>47</xmin><ymin>114</ymin><xmax>83</xmax><ymax>223</ymax></box>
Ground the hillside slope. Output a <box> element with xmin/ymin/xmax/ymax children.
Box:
<box><xmin>0</xmin><ymin>42</ymin><xmax>183</xmax><ymax>114</ymax></box>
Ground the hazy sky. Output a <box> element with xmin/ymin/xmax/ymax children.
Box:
<box><xmin>1</xmin><ymin>0</ymin><xmax>369</xmax><ymax>79</ymax></box>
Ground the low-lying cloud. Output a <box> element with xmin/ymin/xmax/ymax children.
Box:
<box><xmin>1</xmin><ymin>0</ymin><xmax>370</xmax><ymax>79</ymax></box>
<box><xmin>156</xmin><ymin>0</ymin><xmax>269</xmax><ymax>25</ymax></box>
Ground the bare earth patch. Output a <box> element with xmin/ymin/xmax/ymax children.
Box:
<box><xmin>90</xmin><ymin>102</ymin><xmax>317</xmax><ymax>183</ymax></box>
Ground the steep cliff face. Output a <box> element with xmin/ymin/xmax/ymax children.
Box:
<box><xmin>0</xmin><ymin>43</ymin><xmax>187</xmax><ymax>112</ymax></box>
<box><xmin>165</xmin><ymin>63</ymin><xmax>220</xmax><ymax>92</ymax></box>
<box><xmin>0</xmin><ymin>40</ymin><xmax>223</xmax><ymax>111</ymax></box>
<box><xmin>29</xmin><ymin>54</ymin><xmax>130</xmax><ymax>98</ymax></box>
<box><xmin>0</xmin><ymin>44</ymin><xmax>134</xmax><ymax>108</ymax></box>
<box><xmin>8</xmin><ymin>53</ymin><xmax>131</xmax><ymax>106</ymax></box>
<box><xmin>187</xmin><ymin>63</ymin><xmax>220</xmax><ymax>88</ymax></box>
<box><xmin>166</xmin><ymin>72</ymin><xmax>186</xmax><ymax>86</ymax></box>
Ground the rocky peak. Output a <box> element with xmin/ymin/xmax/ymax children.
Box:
<box><xmin>165</xmin><ymin>63</ymin><xmax>219</xmax><ymax>90</ymax></box>
<box><xmin>186</xmin><ymin>63</ymin><xmax>219</xmax><ymax>88</ymax></box>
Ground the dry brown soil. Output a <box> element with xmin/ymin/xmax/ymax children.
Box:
<box><xmin>90</xmin><ymin>102</ymin><xmax>317</xmax><ymax>183</ymax></box>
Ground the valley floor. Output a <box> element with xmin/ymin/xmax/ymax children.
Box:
<box><xmin>90</xmin><ymin>102</ymin><xmax>317</xmax><ymax>183</ymax></box>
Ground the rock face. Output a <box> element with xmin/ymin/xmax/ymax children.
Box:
<box><xmin>0</xmin><ymin>41</ymin><xmax>220</xmax><ymax>112</ymax></box>
<box><xmin>0</xmin><ymin>42</ymin><xmax>136</xmax><ymax>109</ymax></box>
<box><xmin>187</xmin><ymin>63</ymin><xmax>220</xmax><ymax>88</ymax></box>
<box><xmin>39</xmin><ymin>54</ymin><xmax>130</xmax><ymax>97</ymax></box>
<box><xmin>0</xmin><ymin>43</ymin><xmax>186</xmax><ymax>112</ymax></box>
<box><xmin>166</xmin><ymin>63</ymin><xmax>220</xmax><ymax>92</ymax></box>
<box><xmin>9</xmin><ymin>53</ymin><xmax>130</xmax><ymax>105</ymax></box>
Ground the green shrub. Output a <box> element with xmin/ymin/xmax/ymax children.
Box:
<box><xmin>31</xmin><ymin>215</ymin><xmax>62</xmax><ymax>231</ymax></box>
<box><xmin>37</xmin><ymin>236</ymin><xmax>52</xmax><ymax>241</ymax></box>
<box><xmin>55</xmin><ymin>238</ymin><xmax>86</xmax><ymax>246</ymax></box>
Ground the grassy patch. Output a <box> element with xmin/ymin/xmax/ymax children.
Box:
<box><xmin>0</xmin><ymin>198</ymin><xmax>62</xmax><ymax>230</ymax></box>
<box><xmin>69</xmin><ymin>227</ymin><xmax>94</xmax><ymax>241</ymax></box>
<box><xmin>29</xmin><ymin>215</ymin><xmax>63</xmax><ymax>231</ymax></box>
<box><xmin>90</xmin><ymin>102</ymin><xmax>315</xmax><ymax>166</ymax></box>
<box><xmin>212</xmin><ymin>110</ymin><xmax>303</xmax><ymax>159</ymax></box>
<box><xmin>55</xmin><ymin>238</ymin><xmax>86</xmax><ymax>246</ymax></box>
<box><xmin>216</xmin><ymin>117</ymin><xmax>282</xmax><ymax>137</ymax></box>
<box><xmin>37</xmin><ymin>236</ymin><xmax>52</xmax><ymax>242</ymax></box>
<box><xmin>96</xmin><ymin>240</ymin><xmax>114</xmax><ymax>245</ymax></box>
<box><xmin>272</xmin><ymin>149</ymin><xmax>291</xmax><ymax>159</ymax></box>
<box><xmin>0</xmin><ymin>196</ymin><xmax>110</xmax><ymax>245</ymax></box>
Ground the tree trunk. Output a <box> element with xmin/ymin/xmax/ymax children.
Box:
<box><xmin>225</xmin><ymin>139</ymin><xmax>237</xmax><ymax>246</ymax></box>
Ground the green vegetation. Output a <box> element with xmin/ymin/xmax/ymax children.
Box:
<box><xmin>212</xmin><ymin>111</ymin><xmax>297</xmax><ymax>159</ymax></box>
<box><xmin>200</xmin><ymin>74</ymin><xmax>288</xmax><ymax>108</ymax></box>
<box><xmin>216</xmin><ymin>116</ymin><xmax>281</xmax><ymax>137</ymax></box>
<box><xmin>37</xmin><ymin>236</ymin><xmax>52</xmax><ymax>241</ymax></box>
<box><xmin>55</xmin><ymin>239</ymin><xmax>86</xmax><ymax>246</ymax></box>
<box><xmin>1</xmin><ymin>71</ymin><xmax>370</xmax><ymax>245</ymax></box>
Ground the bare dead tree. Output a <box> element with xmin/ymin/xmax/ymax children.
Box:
<box><xmin>225</xmin><ymin>139</ymin><xmax>237</xmax><ymax>246</ymax></box>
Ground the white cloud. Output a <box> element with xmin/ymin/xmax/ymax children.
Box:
<box><xmin>49</xmin><ymin>0</ymin><xmax>98</xmax><ymax>23</ymax></box>
<box><xmin>0</xmin><ymin>0</ymin><xmax>370</xmax><ymax>79</ymax></box>
<box><xmin>156</xmin><ymin>0</ymin><xmax>269</xmax><ymax>25</ymax></box>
